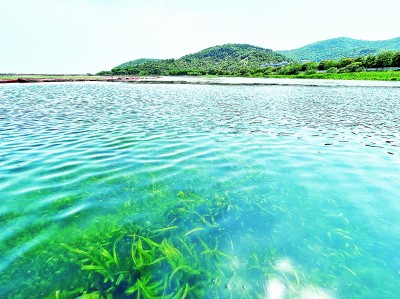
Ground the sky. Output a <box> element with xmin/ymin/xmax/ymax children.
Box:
<box><xmin>1</xmin><ymin>0</ymin><xmax>399</xmax><ymax>74</ymax></box>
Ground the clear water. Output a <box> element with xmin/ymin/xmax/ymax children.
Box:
<box><xmin>0</xmin><ymin>82</ymin><xmax>400</xmax><ymax>299</ymax></box>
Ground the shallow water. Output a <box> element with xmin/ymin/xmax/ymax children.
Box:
<box><xmin>0</xmin><ymin>82</ymin><xmax>400</xmax><ymax>298</ymax></box>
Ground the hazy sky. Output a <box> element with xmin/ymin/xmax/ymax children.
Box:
<box><xmin>1</xmin><ymin>0</ymin><xmax>399</xmax><ymax>74</ymax></box>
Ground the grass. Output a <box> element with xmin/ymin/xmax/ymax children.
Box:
<box><xmin>263</xmin><ymin>70</ymin><xmax>400</xmax><ymax>81</ymax></box>
<box><xmin>55</xmin><ymin>225</ymin><xmax>222</xmax><ymax>298</ymax></box>
<box><xmin>20</xmin><ymin>175</ymin><xmax>287</xmax><ymax>299</ymax></box>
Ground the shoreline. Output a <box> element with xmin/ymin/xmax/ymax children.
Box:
<box><xmin>1</xmin><ymin>75</ymin><xmax>400</xmax><ymax>88</ymax></box>
<box><xmin>0</xmin><ymin>76</ymin><xmax>157</xmax><ymax>84</ymax></box>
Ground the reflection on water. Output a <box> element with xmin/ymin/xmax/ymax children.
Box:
<box><xmin>0</xmin><ymin>82</ymin><xmax>399</xmax><ymax>298</ymax></box>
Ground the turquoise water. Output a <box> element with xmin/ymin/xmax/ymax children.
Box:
<box><xmin>0</xmin><ymin>82</ymin><xmax>400</xmax><ymax>298</ymax></box>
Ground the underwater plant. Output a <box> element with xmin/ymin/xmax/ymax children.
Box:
<box><xmin>51</xmin><ymin>226</ymin><xmax>232</xmax><ymax>299</ymax></box>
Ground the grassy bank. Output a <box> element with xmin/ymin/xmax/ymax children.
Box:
<box><xmin>263</xmin><ymin>71</ymin><xmax>400</xmax><ymax>81</ymax></box>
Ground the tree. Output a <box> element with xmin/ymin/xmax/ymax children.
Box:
<box><xmin>97</xmin><ymin>70</ymin><xmax>112</xmax><ymax>76</ymax></box>
<box><xmin>280</xmin><ymin>64</ymin><xmax>302</xmax><ymax>75</ymax></box>
<box><xmin>300</xmin><ymin>62</ymin><xmax>318</xmax><ymax>72</ymax></box>
<box><xmin>342</xmin><ymin>62</ymin><xmax>364</xmax><ymax>73</ymax></box>
<box><xmin>392</xmin><ymin>51</ymin><xmax>400</xmax><ymax>67</ymax></box>
<box><xmin>326</xmin><ymin>67</ymin><xmax>338</xmax><ymax>73</ymax></box>
<box><xmin>262</xmin><ymin>67</ymin><xmax>273</xmax><ymax>75</ymax></box>
<box><xmin>375</xmin><ymin>51</ymin><xmax>394</xmax><ymax>68</ymax></box>
<box><xmin>337</xmin><ymin>58</ymin><xmax>355</xmax><ymax>68</ymax></box>
<box><xmin>364</xmin><ymin>55</ymin><xmax>377</xmax><ymax>68</ymax></box>
<box><xmin>354</xmin><ymin>56</ymin><xmax>366</xmax><ymax>65</ymax></box>
<box><xmin>127</xmin><ymin>68</ymin><xmax>140</xmax><ymax>75</ymax></box>
<box><xmin>318</xmin><ymin>60</ymin><xmax>337</xmax><ymax>70</ymax></box>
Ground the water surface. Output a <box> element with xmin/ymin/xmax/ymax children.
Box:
<box><xmin>0</xmin><ymin>82</ymin><xmax>399</xmax><ymax>298</ymax></box>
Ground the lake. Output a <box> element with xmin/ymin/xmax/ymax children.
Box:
<box><xmin>1</xmin><ymin>81</ymin><xmax>399</xmax><ymax>298</ymax></box>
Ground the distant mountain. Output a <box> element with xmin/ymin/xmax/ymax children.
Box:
<box><xmin>115</xmin><ymin>58</ymin><xmax>161</xmax><ymax>69</ymax></box>
<box><xmin>177</xmin><ymin>43</ymin><xmax>287</xmax><ymax>69</ymax></box>
<box><xmin>111</xmin><ymin>44</ymin><xmax>288</xmax><ymax>75</ymax></box>
<box><xmin>279</xmin><ymin>37</ymin><xmax>400</xmax><ymax>61</ymax></box>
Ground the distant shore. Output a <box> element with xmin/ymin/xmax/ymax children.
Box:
<box><xmin>0</xmin><ymin>76</ymin><xmax>160</xmax><ymax>84</ymax></box>
<box><xmin>0</xmin><ymin>73</ymin><xmax>399</xmax><ymax>86</ymax></box>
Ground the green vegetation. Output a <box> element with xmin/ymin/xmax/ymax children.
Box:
<box><xmin>266</xmin><ymin>51</ymin><xmax>400</xmax><ymax>80</ymax></box>
<box><xmin>102</xmin><ymin>43</ymin><xmax>400</xmax><ymax>80</ymax></box>
<box><xmin>115</xmin><ymin>59</ymin><xmax>161</xmax><ymax>69</ymax></box>
<box><xmin>59</xmin><ymin>232</ymin><xmax>213</xmax><ymax>298</ymax></box>
<box><xmin>2</xmin><ymin>164</ymin><xmax>391</xmax><ymax>299</ymax></box>
<box><xmin>108</xmin><ymin>44</ymin><xmax>288</xmax><ymax>76</ymax></box>
<box><xmin>1</xmin><ymin>164</ymin><xmax>351</xmax><ymax>299</ymax></box>
<box><xmin>265</xmin><ymin>70</ymin><xmax>399</xmax><ymax>81</ymax></box>
<box><xmin>279</xmin><ymin>36</ymin><xmax>400</xmax><ymax>61</ymax></box>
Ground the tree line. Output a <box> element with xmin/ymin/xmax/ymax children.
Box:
<box><xmin>276</xmin><ymin>51</ymin><xmax>400</xmax><ymax>76</ymax></box>
<box><xmin>98</xmin><ymin>50</ymin><xmax>400</xmax><ymax>77</ymax></box>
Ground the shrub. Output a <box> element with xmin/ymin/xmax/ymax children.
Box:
<box><xmin>342</xmin><ymin>62</ymin><xmax>364</xmax><ymax>73</ymax></box>
<box><xmin>318</xmin><ymin>60</ymin><xmax>338</xmax><ymax>70</ymax></box>
<box><xmin>305</xmin><ymin>69</ymin><xmax>317</xmax><ymax>75</ymax></box>
<box><xmin>326</xmin><ymin>67</ymin><xmax>338</xmax><ymax>73</ymax></box>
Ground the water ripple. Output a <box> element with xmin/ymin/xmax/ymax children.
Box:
<box><xmin>1</xmin><ymin>82</ymin><xmax>400</xmax><ymax>298</ymax></box>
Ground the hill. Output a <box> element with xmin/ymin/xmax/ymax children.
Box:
<box><xmin>115</xmin><ymin>58</ymin><xmax>161</xmax><ymax>69</ymax></box>
<box><xmin>111</xmin><ymin>44</ymin><xmax>288</xmax><ymax>76</ymax></box>
<box><xmin>279</xmin><ymin>37</ymin><xmax>400</xmax><ymax>62</ymax></box>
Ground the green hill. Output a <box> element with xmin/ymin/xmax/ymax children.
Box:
<box><xmin>111</xmin><ymin>44</ymin><xmax>288</xmax><ymax>76</ymax></box>
<box><xmin>115</xmin><ymin>58</ymin><xmax>161</xmax><ymax>69</ymax></box>
<box><xmin>279</xmin><ymin>37</ymin><xmax>400</xmax><ymax>62</ymax></box>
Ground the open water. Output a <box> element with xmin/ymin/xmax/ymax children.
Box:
<box><xmin>0</xmin><ymin>81</ymin><xmax>400</xmax><ymax>298</ymax></box>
